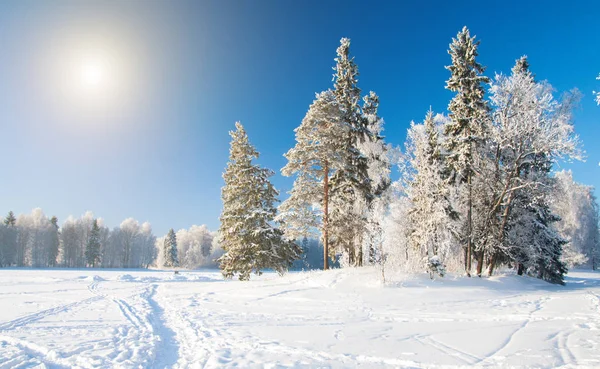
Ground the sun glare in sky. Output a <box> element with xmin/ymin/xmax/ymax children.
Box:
<box><xmin>46</xmin><ymin>40</ymin><xmax>139</xmax><ymax>124</ymax></box>
<box><xmin>71</xmin><ymin>52</ymin><xmax>114</xmax><ymax>98</ymax></box>
<box><xmin>80</xmin><ymin>61</ymin><xmax>105</xmax><ymax>88</ymax></box>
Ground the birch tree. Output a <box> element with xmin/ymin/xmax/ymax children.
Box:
<box><xmin>485</xmin><ymin>57</ymin><xmax>581</xmax><ymax>275</ymax></box>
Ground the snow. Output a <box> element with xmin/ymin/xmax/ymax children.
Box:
<box><xmin>1</xmin><ymin>268</ymin><xmax>599</xmax><ymax>368</ymax></box>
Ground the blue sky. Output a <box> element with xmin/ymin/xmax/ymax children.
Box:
<box><xmin>0</xmin><ymin>0</ymin><xmax>598</xmax><ymax>236</ymax></box>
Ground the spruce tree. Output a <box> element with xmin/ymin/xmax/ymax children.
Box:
<box><xmin>329</xmin><ymin>38</ymin><xmax>372</xmax><ymax>266</ymax></box>
<box><xmin>219</xmin><ymin>122</ymin><xmax>301</xmax><ymax>280</ymax></box>
<box><xmin>3</xmin><ymin>211</ymin><xmax>17</xmax><ymax>267</ymax></box>
<box><xmin>4</xmin><ymin>211</ymin><xmax>16</xmax><ymax>227</ymax></box>
<box><xmin>528</xmin><ymin>158</ymin><xmax>568</xmax><ymax>285</ymax></box>
<box><xmin>85</xmin><ymin>219</ymin><xmax>101</xmax><ymax>268</ymax></box>
<box><xmin>444</xmin><ymin>26</ymin><xmax>490</xmax><ymax>276</ymax></box>
<box><xmin>163</xmin><ymin>228</ymin><xmax>178</xmax><ymax>268</ymax></box>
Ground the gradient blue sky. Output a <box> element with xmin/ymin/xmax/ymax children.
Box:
<box><xmin>0</xmin><ymin>0</ymin><xmax>598</xmax><ymax>236</ymax></box>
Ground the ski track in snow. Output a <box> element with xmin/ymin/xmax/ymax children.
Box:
<box><xmin>1</xmin><ymin>268</ymin><xmax>600</xmax><ymax>368</ymax></box>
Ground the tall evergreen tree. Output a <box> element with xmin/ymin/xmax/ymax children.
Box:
<box><xmin>85</xmin><ymin>219</ymin><xmax>101</xmax><ymax>268</ymax></box>
<box><xmin>329</xmin><ymin>38</ymin><xmax>372</xmax><ymax>266</ymax></box>
<box><xmin>279</xmin><ymin>90</ymin><xmax>346</xmax><ymax>270</ymax></box>
<box><xmin>526</xmin><ymin>158</ymin><xmax>568</xmax><ymax>285</ymax></box>
<box><xmin>443</xmin><ymin>26</ymin><xmax>490</xmax><ymax>276</ymax></box>
<box><xmin>406</xmin><ymin>111</ymin><xmax>459</xmax><ymax>264</ymax></box>
<box><xmin>360</xmin><ymin>92</ymin><xmax>391</xmax><ymax>266</ymax></box>
<box><xmin>163</xmin><ymin>228</ymin><xmax>178</xmax><ymax>268</ymax></box>
<box><xmin>219</xmin><ymin>122</ymin><xmax>300</xmax><ymax>280</ymax></box>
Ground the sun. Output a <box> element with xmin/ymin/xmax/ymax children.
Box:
<box><xmin>80</xmin><ymin>62</ymin><xmax>105</xmax><ymax>88</ymax></box>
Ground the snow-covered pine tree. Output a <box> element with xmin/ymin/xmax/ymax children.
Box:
<box><xmin>163</xmin><ymin>228</ymin><xmax>178</xmax><ymax>268</ymax></box>
<box><xmin>525</xmin><ymin>158</ymin><xmax>568</xmax><ymax>285</ymax></box>
<box><xmin>48</xmin><ymin>216</ymin><xmax>59</xmax><ymax>267</ymax></box>
<box><xmin>444</xmin><ymin>26</ymin><xmax>490</xmax><ymax>276</ymax></box>
<box><xmin>219</xmin><ymin>122</ymin><xmax>301</xmax><ymax>280</ymax></box>
<box><xmin>85</xmin><ymin>219</ymin><xmax>101</xmax><ymax>268</ymax></box>
<box><xmin>360</xmin><ymin>92</ymin><xmax>391</xmax><ymax>266</ymax></box>
<box><xmin>329</xmin><ymin>38</ymin><xmax>372</xmax><ymax>266</ymax></box>
<box><xmin>405</xmin><ymin>111</ymin><xmax>458</xmax><ymax>267</ymax></box>
<box><xmin>1</xmin><ymin>211</ymin><xmax>17</xmax><ymax>267</ymax></box>
<box><xmin>279</xmin><ymin>90</ymin><xmax>346</xmax><ymax>270</ymax></box>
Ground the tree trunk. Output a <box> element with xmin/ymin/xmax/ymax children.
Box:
<box><xmin>323</xmin><ymin>162</ymin><xmax>329</xmax><ymax>270</ymax></box>
<box><xmin>466</xmin><ymin>169</ymin><xmax>472</xmax><ymax>277</ymax></box>
<box><xmin>380</xmin><ymin>241</ymin><xmax>386</xmax><ymax>285</ymax></box>
<box><xmin>517</xmin><ymin>263</ymin><xmax>524</xmax><ymax>275</ymax></box>
<box><xmin>357</xmin><ymin>243</ymin><xmax>363</xmax><ymax>267</ymax></box>
<box><xmin>488</xmin><ymin>191</ymin><xmax>516</xmax><ymax>277</ymax></box>
<box><xmin>487</xmin><ymin>252</ymin><xmax>497</xmax><ymax>276</ymax></box>
<box><xmin>476</xmin><ymin>250</ymin><xmax>484</xmax><ymax>277</ymax></box>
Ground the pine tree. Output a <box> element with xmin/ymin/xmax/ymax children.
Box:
<box><xmin>85</xmin><ymin>219</ymin><xmax>101</xmax><ymax>267</ymax></box>
<box><xmin>219</xmin><ymin>122</ymin><xmax>301</xmax><ymax>280</ymax></box>
<box><xmin>279</xmin><ymin>90</ymin><xmax>346</xmax><ymax>270</ymax></box>
<box><xmin>360</xmin><ymin>92</ymin><xmax>391</xmax><ymax>266</ymax></box>
<box><xmin>48</xmin><ymin>216</ymin><xmax>60</xmax><ymax>267</ymax></box>
<box><xmin>0</xmin><ymin>212</ymin><xmax>15</xmax><ymax>267</ymax></box>
<box><xmin>527</xmin><ymin>158</ymin><xmax>568</xmax><ymax>285</ymax></box>
<box><xmin>443</xmin><ymin>26</ymin><xmax>490</xmax><ymax>276</ymax></box>
<box><xmin>329</xmin><ymin>38</ymin><xmax>372</xmax><ymax>266</ymax></box>
<box><xmin>406</xmin><ymin>111</ymin><xmax>459</xmax><ymax>265</ymax></box>
<box><xmin>4</xmin><ymin>211</ymin><xmax>16</xmax><ymax>227</ymax></box>
<box><xmin>163</xmin><ymin>228</ymin><xmax>178</xmax><ymax>268</ymax></box>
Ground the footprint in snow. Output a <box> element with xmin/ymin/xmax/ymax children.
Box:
<box><xmin>334</xmin><ymin>330</ymin><xmax>345</xmax><ymax>340</ymax></box>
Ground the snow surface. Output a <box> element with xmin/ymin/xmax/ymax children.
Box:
<box><xmin>1</xmin><ymin>268</ymin><xmax>599</xmax><ymax>368</ymax></box>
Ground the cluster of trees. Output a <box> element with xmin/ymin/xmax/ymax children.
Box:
<box><xmin>0</xmin><ymin>209</ymin><xmax>157</xmax><ymax>268</ymax></box>
<box><xmin>0</xmin><ymin>208</ymin><xmax>223</xmax><ymax>270</ymax></box>
<box><xmin>552</xmin><ymin>170</ymin><xmax>600</xmax><ymax>269</ymax></box>
<box><xmin>155</xmin><ymin>225</ymin><xmax>223</xmax><ymax>269</ymax></box>
<box><xmin>382</xmin><ymin>28</ymin><xmax>597</xmax><ymax>285</ymax></box>
<box><xmin>217</xmin><ymin>27</ymin><xmax>599</xmax><ymax>284</ymax></box>
<box><xmin>277</xmin><ymin>38</ymin><xmax>390</xmax><ymax>270</ymax></box>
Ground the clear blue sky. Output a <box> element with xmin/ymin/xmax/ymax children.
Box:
<box><xmin>0</xmin><ymin>0</ymin><xmax>598</xmax><ymax>236</ymax></box>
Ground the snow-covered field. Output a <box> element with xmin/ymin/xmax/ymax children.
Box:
<box><xmin>1</xmin><ymin>268</ymin><xmax>599</xmax><ymax>368</ymax></box>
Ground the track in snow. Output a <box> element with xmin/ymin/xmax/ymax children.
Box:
<box><xmin>1</xmin><ymin>268</ymin><xmax>600</xmax><ymax>368</ymax></box>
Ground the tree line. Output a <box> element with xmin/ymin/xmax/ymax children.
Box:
<box><xmin>0</xmin><ymin>209</ymin><xmax>223</xmax><ymax>270</ymax></box>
